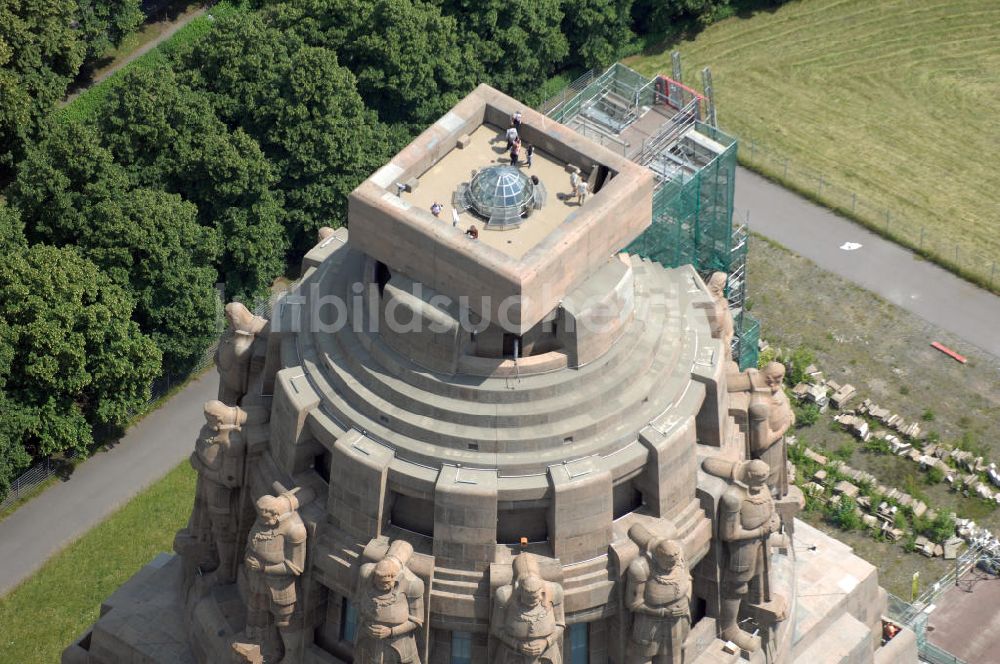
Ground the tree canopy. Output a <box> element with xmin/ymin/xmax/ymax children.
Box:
<box><xmin>0</xmin><ymin>244</ymin><xmax>160</xmax><ymax>462</ymax></box>
<box><xmin>10</xmin><ymin>123</ymin><xmax>221</xmax><ymax>374</ymax></box>
<box><xmin>562</xmin><ymin>0</ymin><xmax>635</xmax><ymax>70</ymax></box>
<box><xmin>0</xmin><ymin>0</ymin><xmax>141</xmax><ymax>172</ymax></box>
<box><xmin>437</xmin><ymin>0</ymin><xmax>568</xmax><ymax>100</ymax></box>
<box><xmin>97</xmin><ymin>66</ymin><xmax>287</xmax><ymax>297</ymax></box>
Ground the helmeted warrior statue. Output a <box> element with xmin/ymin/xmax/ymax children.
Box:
<box><xmin>625</xmin><ymin>524</ymin><xmax>691</xmax><ymax>664</ymax></box>
<box><xmin>708</xmin><ymin>459</ymin><xmax>783</xmax><ymax>652</ymax></box>
<box><xmin>751</xmin><ymin>362</ymin><xmax>794</xmax><ymax>497</ymax></box>
<box><xmin>354</xmin><ymin>539</ymin><xmax>425</xmax><ymax>663</ymax></box>
<box><xmin>243</xmin><ymin>486</ymin><xmax>309</xmax><ymax>662</ymax></box>
<box><xmin>175</xmin><ymin>400</ymin><xmax>251</xmax><ymax>586</ymax></box>
<box><xmin>491</xmin><ymin>552</ymin><xmax>565</xmax><ymax>664</ymax></box>
<box><xmin>217</xmin><ymin>302</ymin><xmax>268</xmax><ymax>405</ymax></box>
<box><xmin>706</xmin><ymin>272</ymin><xmax>735</xmax><ymax>356</ymax></box>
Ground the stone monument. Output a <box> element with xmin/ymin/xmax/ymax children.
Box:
<box><xmin>706</xmin><ymin>272</ymin><xmax>735</xmax><ymax>356</ymax></box>
<box><xmin>65</xmin><ymin>84</ymin><xmax>917</xmax><ymax>664</ymax></box>
<box><xmin>216</xmin><ymin>302</ymin><xmax>268</xmax><ymax>406</ymax></box>
<box><xmin>239</xmin><ymin>485</ymin><xmax>309</xmax><ymax>662</ymax></box>
<box><xmin>491</xmin><ymin>553</ymin><xmax>565</xmax><ymax>664</ymax></box>
<box><xmin>173</xmin><ymin>401</ymin><xmax>252</xmax><ymax>586</ymax></box>
<box><xmin>354</xmin><ymin>540</ymin><xmax>425</xmax><ymax>663</ymax></box>
<box><xmin>624</xmin><ymin>524</ymin><xmax>691</xmax><ymax>664</ymax></box>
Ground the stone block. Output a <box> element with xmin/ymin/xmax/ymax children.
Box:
<box><xmin>270</xmin><ymin>368</ymin><xmax>321</xmax><ymax>474</ymax></box>
<box><xmin>548</xmin><ymin>458</ymin><xmax>612</xmax><ymax>564</ymax></box>
<box><xmin>433</xmin><ymin>466</ymin><xmax>498</xmax><ymax>565</ymax></box>
<box><xmin>637</xmin><ymin>413</ymin><xmax>699</xmax><ymax>520</ymax></box>
<box><xmin>327</xmin><ymin>431</ymin><xmax>394</xmax><ymax>540</ymax></box>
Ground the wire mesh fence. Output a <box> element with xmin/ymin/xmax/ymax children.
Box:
<box><xmin>0</xmin><ymin>291</ymin><xmax>279</xmax><ymax>512</ymax></box>
<box><xmin>740</xmin><ymin>137</ymin><xmax>1000</xmax><ymax>292</ymax></box>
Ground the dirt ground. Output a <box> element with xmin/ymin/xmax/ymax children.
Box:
<box><xmin>748</xmin><ymin>235</ymin><xmax>1000</xmax><ymax>596</ymax></box>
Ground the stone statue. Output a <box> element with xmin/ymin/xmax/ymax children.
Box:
<box><xmin>750</xmin><ymin>362</ymin><xmax>794</xmax><ymax>497</ymax></box>
<box><xmin>243</xmin><ymin>486</ymin><xmax>309</xmax><ymax>662</ymax></box>
<box><xmin>175</xmin><ymin>400</ymin><xmax>250</xmax><ymax>585</ymax></box>
<box><xmin>715</xmin><ymin>459</ymin><xmax>783</xmax><ymax>652</ymax></box>
<box><xmin>491</xmin><ymin>552</ymin><xmax>565</xmax><ymax>664</ymax></box>
<box><xmin>706</xmin><ymin>272</ymin><xmax>734</xmax><ymax>354</ymax></box>
<box><xmin>217</xmin><ymin>302</ymin><xmax>268</xmax><ymax>405</ymax></box>
<box><xmin>354</xmin><ymin>540</ymin><xmax>425</xmax><ymax>663</ymax></box>
<box><xmin>625</xmin><ymin>524</ymin><xmax>691</xmax><ymax>664</ymax></box>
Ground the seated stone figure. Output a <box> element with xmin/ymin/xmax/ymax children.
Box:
<box><xmin>354</xmin><ymin>539</ymin><xmax>425</xmax><ymax>663</ymax></box>
<box><xmin>491</xmin><ymin>552</ymin><xmax>565</xmax><ymax>664</ymax></box>
<box><xmin>625</xmin><ymin>524</ymin><xmax>691</xmax><ymax>664</ymax></box>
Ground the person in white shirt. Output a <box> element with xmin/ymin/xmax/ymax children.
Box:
<box><xmin>505</xmin><ymin>126</ymin><xmax>518</xmax><ymax>150</ymax></box>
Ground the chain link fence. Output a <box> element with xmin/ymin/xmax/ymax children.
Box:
<box><xmin>0</xmin><ymin>290</ymin><xmax>278</xmax><ymax>512</ymax></box>
<box><xmin>740</xmin><ymin>137</ymin><xmax>1000</xmax><ymax>293</ymax></box>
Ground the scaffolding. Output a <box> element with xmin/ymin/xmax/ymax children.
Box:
<box><xmin>546</xmin><ymin>63</ymin><xmax>759</xmax><ymax>369</ymax></box>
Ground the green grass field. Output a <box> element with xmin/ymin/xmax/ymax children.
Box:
<box><xmin>626</xmin><ymin>0</ymin><xmax>1000</xmax><ymax>289</ymax></box>
<box><xmin>0</xmin><ymin>462</ymin><xmax>195</xmax><ymax>664</ymax></box>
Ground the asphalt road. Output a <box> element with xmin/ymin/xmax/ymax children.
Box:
<box><xmin>0</xmin><ymin>372</ymin><xmax>216</xmax><ymax>597</ymax></box>
<box><xmin>736</xmin><ymin>166</ymin><xmax>1000</xmax><ymax>359</ymax></box>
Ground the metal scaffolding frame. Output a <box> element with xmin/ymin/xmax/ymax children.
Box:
<box><xmin>546</xmin><ymin>63</ymin><xmax>759</xmax><ymax>369</ymax></box>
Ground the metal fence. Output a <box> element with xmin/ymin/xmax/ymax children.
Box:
<box><xmin>740</xmin><ymin>136</ymin><xmax>1000</xmax><ymax>291</ymax></box>
<box><xmin>0</xmin><ymin>291</ymin><xmax>278</xmax><ymax>512</ymax></box>
<box><xmin>882</xmin><ymin>542</ymin><xmax>993</xmax><ymax>664</ymax></box>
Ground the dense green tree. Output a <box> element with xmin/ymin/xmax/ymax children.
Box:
<box><xmin>345</xmin><ymin>0</ymin><xmax>482</xmax><ymax>123</ymax></box>
<box><xmin>437</xmin><ymin>0</ymin><xmax>566</xmax><ymax>100</ymax></box>
<box><xmin>98</xmin><ymin>66</ymin><xmax>287</xmax><ymax>296</ymax></box>
<box><xmin>11</xmin><ymin>123</ymin><xmax>221</xmax><ymax>372</ymax></box>
<box><xmin>0</xmin><ymin>244</ymin><xmax>160</xmax><ymax>462</ymax></box>
<box><xmin>265</xmin><ymin>46</ymin><xmax>393</xmax><ymax>244</ymax></box>
<box><xmin>561</xmin><ymin>0</ymin><xmax>635</xmax><ymax>69</ymax></box>
<box><xmin>175</xmin><ymin>12</ymin><xmax>295</xmax><ymax>131</ymax></box>
<box><xmin>0</xmin><ymin>201</ymin><xmax>27</xmax><ymax>252</ymax></box>
<box><xmin>0</xmin><ymin>38</ymin><xmax>33</xmax><ymax>174</ymax></box>
<box><xmin>9</xmin><ymin>121</ymin><xmax>129</xmax><ymax>242</ymax></box>
<box><xmin>76</xmin><ymin>0</ymin><xmax>144</xmax><ymax>60</ymax></box>
<box><xmin>66</xmin><ymin>189</ymin><xmax>222</xmax><ymax>373</ymax></box>
<box><xmin>0</xmin><ymin>0</ymin><xmax>85</xmax><ymax>169</ymax></box>
<box><xmin>180</xmin><ymin>17</ymin><xmax>396</xmax><ymax>247</ymax></box>
<box><xmin>263</xmin><ymin>0</ymin><xmax>482</xmax><ymax>124</ymax></box>
<box><xmin>0</xmin><ymin>0</ymin><xmax>142</xmax><ymax>173</ymax></box>
<box><xmin>631</xmin><ymin>0</ymin><xmax>730</xmax><ymax>33</ymax></box>
<box><xmin>0</xmin><ymin>391</ymin><xmax>33</xmax><ymax>500</ymax></box>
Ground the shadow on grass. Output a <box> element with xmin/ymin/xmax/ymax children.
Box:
<box><xmin>630</xmin><ymin>0</ymin><xmax>789</xmax><ymax>58</ymax></box>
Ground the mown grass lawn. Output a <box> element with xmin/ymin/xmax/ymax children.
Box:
<box><xmin>626</xmin><ymin>0</ymin><xmax>1000</xmax><ymax>288</ymax></box>
<box><xmin>0</xmin><ymin>462</ymin><xmax>195</xmax><ymax>664</ymax></box>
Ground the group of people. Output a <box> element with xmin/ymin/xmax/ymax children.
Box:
<box><xmin>505</xmin><ymin>111</ymin><xmax>533</xmax><ymax>168</ymax></box>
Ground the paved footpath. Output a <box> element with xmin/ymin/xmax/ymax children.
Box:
<box><xmin>0</xmin><ymin>372</ymin><xmax>216</xmax><ymax>597</ymax></box>
<box><xmin>736</xmin><ymin>167</ymin><xmax>1000</xmax><ymax>359</ymax></box>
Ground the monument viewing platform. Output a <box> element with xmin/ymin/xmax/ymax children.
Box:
<box><xmin>349</xmin><ymin>83</ymin><xmax>655</xmax><ymax>334</ymax></box>
<box><xmin>65</xmin><ymin>81</ymin><xmax>918</xmax><ymax>664</ymax></box>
